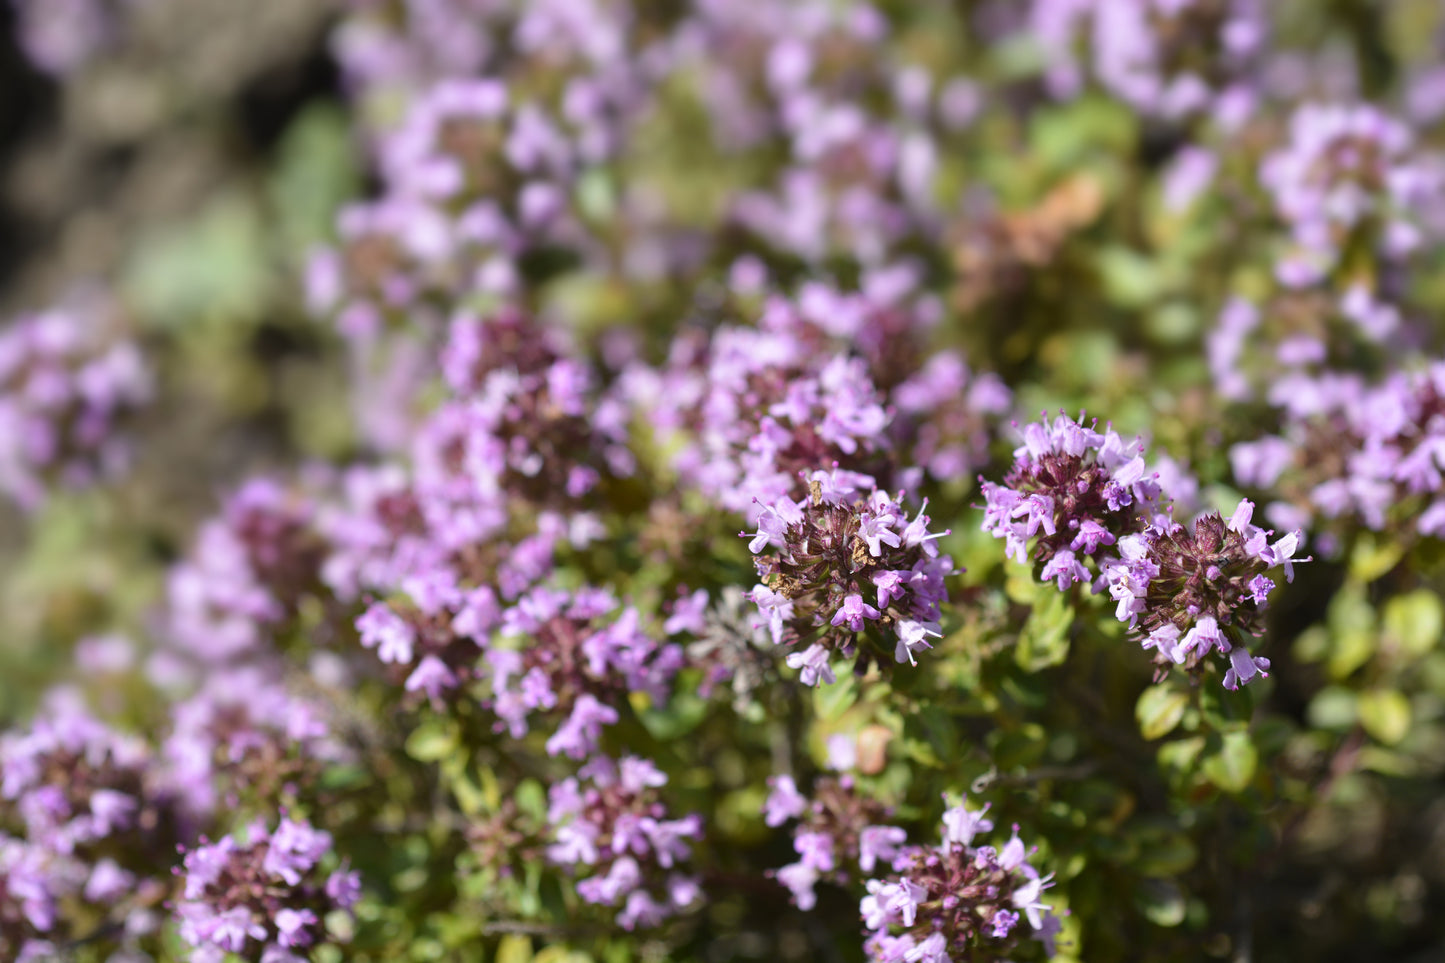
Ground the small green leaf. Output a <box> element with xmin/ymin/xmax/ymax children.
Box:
<box><xmin>1307</xmin><ymin>686</ymin><xmax>1359</xmax><ymax>731</ymax></box>
<box><xmin>1383</xmin><ymin>590</ymin><xmax>1442</xmax><ymax>658</ymax></box>
<box><xmin>405</xmin><ymin>719</ymin><xmax>458</xmax><ymax>763</ymax></box>
<box><xmin>1097</xmin><ymin>246</ymin><xmax>1167</xmax><ymax>308</ymax></box>
<box><xmin>496</xmin><ymin>935</ymin><xmax>534</xmax><ymax>963</ymax></box>
<box><xmin>1357</xmin><ymin>746</ymin><xmax>1418</xmax><ymax>777</ymax></box>
<box><xmin>535</xmin><ymin>949</ymin><xmax>593</xmax><ymax>963</ymax></box>
<box><xmin>913</xmin><ymin>706</ymin><xmax>964</xmax><ymax>767</ymax></box>
<box><xmin>1157</xmin><ymin>736</ymin><xmax>1206</xmax><ymax>775</ymax></box>
<box><xmin>1292</xmin><ymin>626</ymin><xmax>1329</xmax><ymax>664</ymax></box>
<box><xmin>514</xmin><ymin>780</ymin><xmax>547</xmax><ymax>822</ymax></box>
<box><xmin>812</xmin><ymin>671</ymin><xmax>857</xmax><ymax>721</ymax></box>
<box><xmin>1328</xmin><ymin>629</ymin><xmax>1377</xmax><ymax>680</ymax></box>
<box><xmin>1016</xmin><ymin>591</ymin><xmax>1073</xmax><ymax>671</ymax></box>
<box><xmin>1004</xmin><ymin>563</ymin><xmax>1041</xmax><ymax>604</ymax></box>
<box><xmin>1131</xmin><ymin>829</ymin><xmax>1198</xmax><ymax>877</ymax></box>
<box><xmin>1136</xmin><ymin>684</ymin><xmax>1189</xmax><ymax>740</ymax></box>
<box><xmin>1135</xmin><ymin>878</ymin><xmax>1187</xmax><ymax>927</ymax></box>
<box><xmin>1349</xmin><ymin>534</ymin><xmax>1405</xmax><ymax>583</ymax></box>
<box><xmin>1202</xmin><ymin>731</ymin><xmax>1257</xmax><ymax>793</ymax></box>
<box><xmin>987</xmin><ymin>723</ymin><xmax>1047</xmax><ymax>770</ymax></box>
<box><xmin>1358</xmin><ymin>689</ymin><xmax>1412</xmax><ymax>746</ymax></box>
<box><xmin>637</xmin><ymin>691</ymin><xmax>708</xmax><ymax>740</ymax></box>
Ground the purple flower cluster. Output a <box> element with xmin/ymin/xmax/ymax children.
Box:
<box><xmin>311</xmin><ymin>312</ymin><xmax>641</xmax><ymax>703</ymax></box>
<box><xmin>0</xmin><ymin>693</ymin><xmax>179</xmax><ymax>957</ymax></box>
<box><xmin>1103</xmin><ymin>500</ymin><xmax>1299</xmax><ymax>688</ymax></box>
<box><xmin>746</xmin><ymin>476</ymin><xmax>954</xmax><ymax>685</ymax></box>
<box><xmin>1</xmin><ymin>694</ymin><xmax>169</xmax><ymax>859</ymax></box>
<box><xmin>652</xmin><ymin>318</ymin><xmax>893</xmax><ymax>517</ymax></box>
<box><xmin>764</xmin><ymin>773</ymin><xmax>904</xmax><ymax>911</ymax></box>
<box><xmin>485</xmin><ymin>586</ymin><xmax>683</xmax><ymax>758</ymax></box>
<box><xmin>333</xmin><ymin>0</ymin><xmax>652</xmax><ymax>147</ymax></box>
<box><xmin>669</xmin><ymin>2</ymin><xmax>969</xmax><ymax>264</ymax></box>
<box><xmin>980</xmin><ymin>411</ymin><xmax>1171</xmax><ymax>590</ymax></box>
<box><xmin>1232</xmin><ymin>363</ymin><xmax>1445</xmax><ymax>541</ymax></box>
<box><xmin>162</xmin><ymin>666</ymin><xmax>343</xmax><ymax>817</ymax></box>
<box><xmin>174</xmin><ymin>814</ymin><xmax>359</xmax><ymax>962</ymax></box>
<box><xmin>165</xmin><ymin>480</ymin><xmax>325</xmax><ymax>665</ymax></box>
<box><xmin>1</xmin><ymin>834</ymin><xmax>64</xmax><ymax>961</ymax></box>
<box><xmin>1260</xmin><ymin>103</ymin><xmax>1441</xmax><ymax>287</ymax></box>
<box><xmin>984</xmin><ymin>413</ymin><xmax>1300</xmax><ymax>686</ymax></box>
<box><xmin>640</xmin><ymin>278</ymin><xmax>1011</xmax><ymax>522</ymax></box>
<box><xmin>1028</xmin><ymin>0</ymin><xmax>1265</xmax><ymax>123</ymax></box>
<box><xmin>307</xmin><ymin>81</ymin><xmax>600</xmax><ymax>341</ymax></box>
<box><xmin>545</xmin><ymin>755</ymin><xmax>702</xmax><ymax>930</ymax></box>
<box><xmin>321</xmin><ymin>313</ymin><xmax>622</xmax><ymax>586</ymax></box>
<box><xmin>0</xmin><ymin>309</ymin><xmax>150</xmax><ymax>510</ymax></box>
<box><xmin>435</xmin><ymin>310</ymin><xmax>634</xmax><ymax>505</ymax></box>
<box><xmin>859</xmin><ymin>797</ymin><xmax>1058</xmax><ymax>962</ymax></box>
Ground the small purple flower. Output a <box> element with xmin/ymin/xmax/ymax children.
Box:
<box><xmin>893</xmin><ymin>620</ymin><xmax>940</xmax><ymax>667</ymax></box>
<box><xmin>274</xmin><ymin>908</ymin><xmax>319</xmax><ymax>948</ymax></box>
<box><xmin>764</xmin><ymin>775</ymin><xmax>808</xmax><ymax>827</ymax></box>
<box><xmin>264</xmin><ymin>817</ymin><xmax>333</xmax><ymax>886</ymax></box>
<box><xmin>990</xmin><ymin>908</ymin><xmax>1021</xmax><ymax>939</ymax></box>
<box><xmin>777</xmin><ymin>860</ymin><xmax>821</xmax><ymax>910</ymax></box>
<box><xmin>750</xmin><ymin>584</ymin><xmax>795</xmax><ymax>646</ymax></box>
<box><xmin>859</xmin><ymin>826</ymin><xmax>907</xmax><ymax>873</ymax></box>
<box><xmin>871</xmin><ymin>570</ymin><xmax>909</xmax><ymax>609</ymax></box>
<box><xmin>831</xmin><ymin>593</ymin><xmax>880</xmax><ymax>631</ymax></box>
<box><xmin>858</xmin><ymin>511</ymin><xmax>902</xmax><ymax>557</ymax></box>
<box><xmin>785</xmin><ymin>644</ymin><xmax>836</xmax><ymax>687</ymax></box>
<box><xmin>1247</xmin><ymin>574</ymin><xmax>1275</xmax><ymax>606</ymax></box>
<box><xmin>356</xmin><ymin>602</ymin><xmax>416</xmax><ymax>665</ymax></box>
<box><xmin>404</xmin><ymin>655</ymin><xmax>458</xmax><ymax>702</ymax></box>
<box><xmin>1069</xmin><ymin>519</ymin><xmax>1116</xmax><ymax>554</ymax></box>
<box><xmin>1223</xmin><ymin>648</ymin><xmax>1271</xmax><ymax>690</ymax></box>
<box><xmin>545</xmin><ymin>694</ymin><xmax>620</xmax><ymax>759</ymax></box>
<box><xmin>942</xmin><ymin>799</ymin><xmax>993</xmax><ymax>848</ymax></box>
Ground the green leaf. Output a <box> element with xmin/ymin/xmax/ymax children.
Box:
<box><xmin>1358</xmin><ymin>689</ymin><xmax>1412</xmax><ymax>746</ymax></box>
<box><xmin>514</xmin><ymin>779</ymin><xmax>547</xmax><ymax>822</ymax></box>
<box><xmin>1326</xmin><ymin>584</ymin><xmax>1378</xmax><ymax>680</ymax></box>
<box><xmin>1383</xmin><ymin>590</ymin><xmax>1442</xmax><ymax>658</ymax></box>
<box><xmin>124</xmin><ymin>193</ymin><xmax>269</xmax><ymax>328</ymax></box>
<box><xmin>1004</xmin><ymin>563</ymin><xmax>1040</xmax><ymax>605</ymax></box>
<box><xmin>1130</xmin><ymin>829</ymin><xmax>1198</xmax><ymax>877</ymax></box>
<box><xmin>1307</xmin><ymin>686</ymin><xmax>1359</xmax><ymax>731</ymax></box>
<box><xmin>1292</xmin><ymin>626</ymin><xmax>1330</xmax><ymax>664</ymax></box>
<box><xmin>405</xmin><ymin>719</ymin><xmax>459</xmax><ymax>763</ymax></box>
<box><xmin>1357</xmin><ymin>746</ymin><xmax>1418</xmax><ymax>777</ymax></box>
<box><xmin>912</xmin><ymin>706</ymin><xmax>964</xmax><ymax>767</ymax></box>
<box><xmin>1135</xmin><ymin>878</ymin><xmax>1187</xmax><ymax>927</ymax></box>
<box><xmin>535</xmin><ymin>949</ymin><xmax>593</xmax><ymax>963</ymax></box>
<box><xmin>1136</xmin><ymin>684</ymin><xmax>1189</xmax><ymax>740</ymax></box>
<box><xmin>637</xmin><ymin>691</ymin><xmax>708</xmax><ymax>740</ymax></box>
<box><xmin>1329</xmin><ymin>629</ymin><xmax>1377</xmax><ymax>680</ymax></box>
<box><xmin>1156</xmin><ymin>736</ymin><xmax>1205</xmax><ymax>778</ymax></box>
<box><xmin>987</xmin><ymin>723</ymin><xmax>1047</xmax><ymax>770</ymax></box>
<box><xmin>267</xmin><ymin>104</ymin><xmax>360</xmax><ymax>257</ymax></box>
<box><xmin>1201</xmin><ymin>731</ymin><xmax>1257</xmax><ymax>793</ymax></box>
<box><xmin>1016</xmin><ymin>591</ymin><xmax>1073</xmax><ymax>671</ymax></box>
<box><xmin>496</xmin><ymin>935</ymin><xmax>534</xmax><ymax>963</ymax></box>
<box><xmin>1349</xmin><ymin>534</ymin><xmax>1405</xmax><ymax>583</ymax></box>
<box><xmin>1098</xmin><ymin>246</ymin><xmax>1167</xmax><ymax>308</ymax></box>
<box><xmin>813</xmin><ymin>670</ymin><xmax>857</xmax><ymax>721</ymax></box>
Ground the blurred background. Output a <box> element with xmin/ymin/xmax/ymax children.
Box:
<box><xmin>0</xmin><ymin>0</ymin><xmax>360</xmax><ymax>714</ymax></box>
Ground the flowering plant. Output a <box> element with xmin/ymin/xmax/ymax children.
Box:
<box><xmin>3</xmin><ymin>0</ymin><xmax>1445</xmax><ymax>961</ymax></box>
